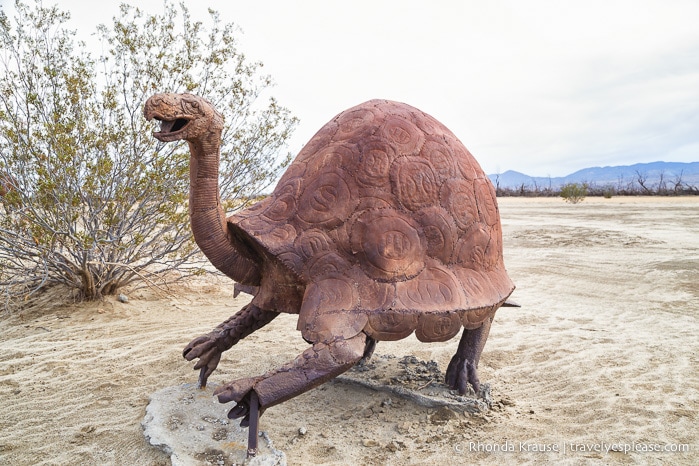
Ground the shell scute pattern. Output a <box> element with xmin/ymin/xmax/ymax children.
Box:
<box><xmin>229</xmin><ymin>99</ymin><xmax>514</xmax><ymax>342</ymax></box>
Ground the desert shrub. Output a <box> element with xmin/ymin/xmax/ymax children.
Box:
<box><xmin>0</xmin><ymin>1</ymin><xmax>297</xmax><ymax>308</ymax></box>
<box><xmin>560</xmin><ymin>183</ymin><xmax>587</xmax><ymax>204</ymax></box>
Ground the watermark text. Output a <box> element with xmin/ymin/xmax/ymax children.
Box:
<box><xmin>455</xmin><ymin>440</ymin><xmax>690</xmax><ymax>455</ymax></box>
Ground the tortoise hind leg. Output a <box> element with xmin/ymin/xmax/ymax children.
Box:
<box><xmin>445</xmin><ymin>312</ymin><xmax>495</xmax><ymax>395</ymax></box>
<box><xmin>358</xmin><ymin>336</ymin><xmax>377</xmax><ymax>366</ymax></box>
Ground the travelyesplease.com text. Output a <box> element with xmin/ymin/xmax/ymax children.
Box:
<box><xmin>455</xmin><ymin>441</ymin><xmax>690</xmax><ymax>455</ymax></box>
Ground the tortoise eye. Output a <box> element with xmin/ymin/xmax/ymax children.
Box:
<box><xmin>183</xmin><ymin>100</ymin><xmax>200</xmax><ymax>113</ymax></box>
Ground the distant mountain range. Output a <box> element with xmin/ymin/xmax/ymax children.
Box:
<box><xmin>488</xmin><ymin>161</ymin><xmax>699</xmax><ymax>190</ymax></box>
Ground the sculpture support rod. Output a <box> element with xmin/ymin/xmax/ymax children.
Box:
<box><xmin>247</xmin><ymin>391</ymin><xmax>259</xmax><ymax>458</ymax></box>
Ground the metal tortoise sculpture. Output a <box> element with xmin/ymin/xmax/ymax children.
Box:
<box><xmin>144</xmin><ymin>93</ymin><xmax>515</xmax><ymax>454</ymax></box>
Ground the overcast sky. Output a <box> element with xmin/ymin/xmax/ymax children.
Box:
<box><xmin>3</xmin><ymin>0</ymin><xmax>699</xmax><ymax>176</ymax></box>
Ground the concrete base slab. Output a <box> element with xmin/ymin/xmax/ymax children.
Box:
<box><xmin>142</xmin><ymin>383</ymin><xmax>285</xmax><ymax>466</ymax></box>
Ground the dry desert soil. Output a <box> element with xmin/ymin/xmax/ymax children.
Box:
<box><xmin>1</xmin><ymin>196</ymin><xmax>697</xmax><ymax>465</ymax></box>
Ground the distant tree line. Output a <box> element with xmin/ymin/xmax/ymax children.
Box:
<box><xmin>493</xmin><ymin>169</ymin><xmax>699</xmax><ymax>198</ymax></box>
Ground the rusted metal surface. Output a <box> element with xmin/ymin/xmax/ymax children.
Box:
<box><xmin>145</xmin><ymin>94</ymin><xmax>515</xmax><ymax>452</ymax></box>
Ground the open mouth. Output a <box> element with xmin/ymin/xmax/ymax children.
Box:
<box><xmin>154</xmin><ymin>117</ymin><xmax>190</xmax><ymax>136</ymax></box>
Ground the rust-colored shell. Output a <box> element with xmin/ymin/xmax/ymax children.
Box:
<box><xmin>229</xmin><ymin>100</ymin><xmax>514</xmax><ymax>343</ymax></box>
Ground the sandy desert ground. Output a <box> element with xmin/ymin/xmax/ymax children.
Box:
<box><xmin>0</xmin><ymin>196</ymin><xmax>697</xmax><ymax>465</ymax></box>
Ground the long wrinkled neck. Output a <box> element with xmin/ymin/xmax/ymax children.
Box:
<box><xmin>188</xmin><ymin>134</ymin><xmax>261</xmax><ymax>285</ymax></box>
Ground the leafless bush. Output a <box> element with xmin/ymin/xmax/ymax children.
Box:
<box><xmin>0</xmin><ymin>1</ymin><xmax>297</xmax><ymax>308</ymax></box>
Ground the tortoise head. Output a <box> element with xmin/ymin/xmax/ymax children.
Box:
<box><xmin>144</xmin><ymin>93</ymin><xmax>223</xmax><ymax>143</ymax></box>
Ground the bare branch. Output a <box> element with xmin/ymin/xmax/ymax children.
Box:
<box><xmin>0</xmin><ymin>1</ymin><xmax>296</xmax><ymax>309</ymax></box>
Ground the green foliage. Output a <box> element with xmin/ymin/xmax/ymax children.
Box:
<box><xmin>560</xmin><ymin>183</ymin><xmax>588</xmax><ymax>204</ymax></box>
<box><xmin>0</xmin><ymin>0</ymin><xmax>297</xmax><ymax>307</ymax></box>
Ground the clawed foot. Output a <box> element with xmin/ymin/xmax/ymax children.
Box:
<box><xmin>445</xmin><ymin>355</ymin><xmax>481</xmax><ymax>395</ymax></box>
<box><xmin>183</xmin><ymin>334</ymin><xmax>223</xmax><ymax>388</ymax></box>
<box><xmin>213</xmin><ymin>377</ymin><xmax>264</xmax><ymax>426</ymax></box>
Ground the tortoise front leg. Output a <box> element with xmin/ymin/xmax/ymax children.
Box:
<box><xmin>213</xmin><ymin>332</ymin><xmax>367</xmax><ymax>425</ymax></box>
<box><xmin>183</xmin><ymin>303</ymin><xmax>279</xmax><ymax>388</ymax></box>
<box><xmin>445</xmin><ymin>313</ymin><xmax>495</xmax><ymax>395</ymax></box>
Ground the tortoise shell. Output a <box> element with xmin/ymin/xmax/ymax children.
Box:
<box><xmin>229</xmin><ymin>100</ymin><xmax>514</xmax><ymax>344</ymax></box>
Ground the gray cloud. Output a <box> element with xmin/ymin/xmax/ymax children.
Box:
<box><xmin>11</xmin><ymin>0</ymin><xmax>699</xmax><ymax>176</ymax></box>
